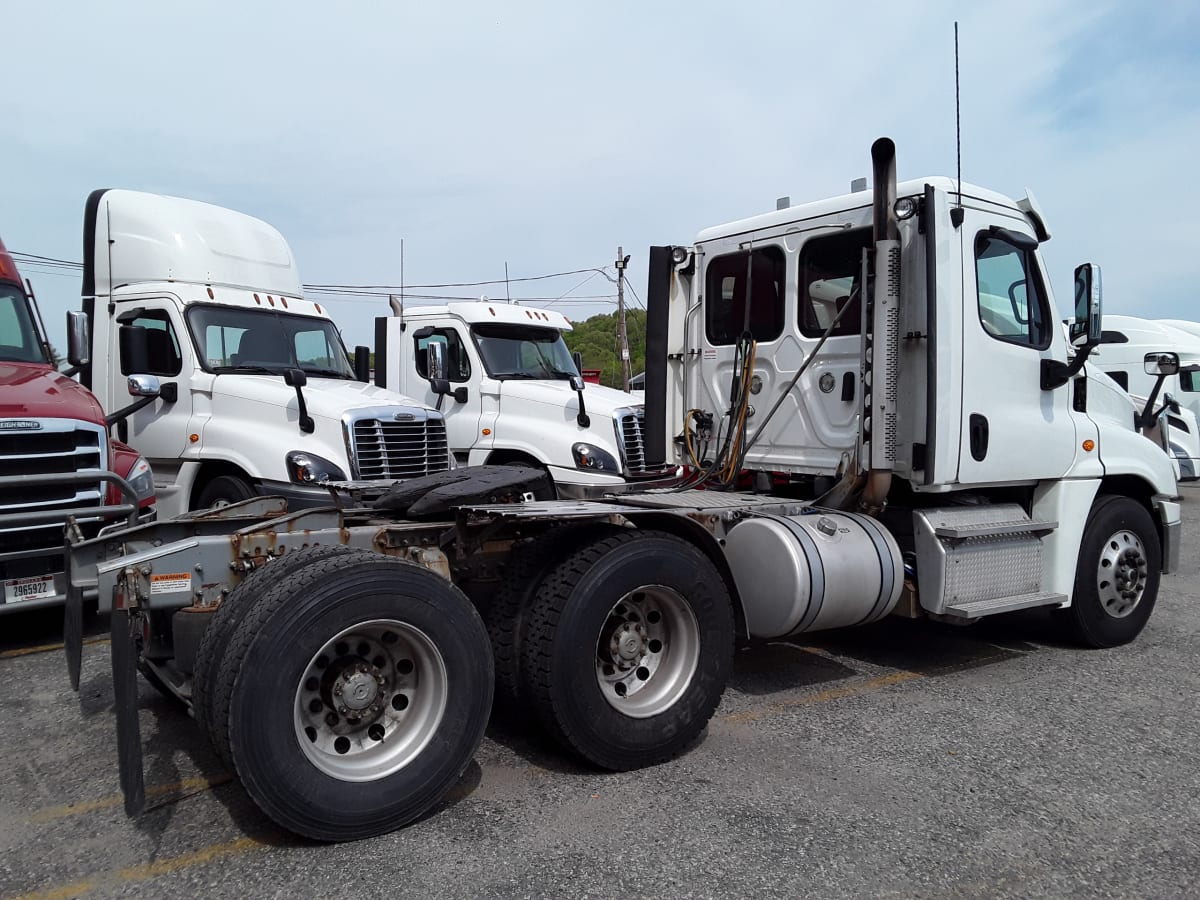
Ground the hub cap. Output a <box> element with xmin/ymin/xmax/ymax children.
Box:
<box><xmin>293</xmin><ymin>619</ymin><xmax>447</xmax><ymax>781</ymax></box>
<box><xmin>594</xmin><ymin>586</ymin><xmax>699</xmax><ymax>718</ymax></box>
<box><xmin>1097</xmin><ymin>529</ymin><xmax>1149</xmax><ymax>619</ymax></box>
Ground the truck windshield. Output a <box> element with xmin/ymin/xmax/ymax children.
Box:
<box><xmin>0</xmin><ymin>284</ymin><xmax>48</xmax><ymax>364</ymax></box>
<box><xmin>186</xmin><ymin>306</ymin><xmax>355</xmax><ymax>378</ymax></box>
<box><xmin>472</xmin><ymin>323</ymin><xmax>578</xmax><ymax>379</ymax></box>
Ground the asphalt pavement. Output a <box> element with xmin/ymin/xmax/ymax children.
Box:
<box><xmin>1</xmin><ymin>487</ymin><xmax>1198</xmax><ymax>899</ymax></box>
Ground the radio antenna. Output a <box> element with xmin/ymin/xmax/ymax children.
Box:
<box><xmin>954</xmin><ymin>21</ymin><xmax>962</xmax><ymax>209</ymax></box>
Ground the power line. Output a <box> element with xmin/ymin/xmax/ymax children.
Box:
<box><xmin>304</xmin><ymin>266</ymin><xmax>612</xmax><ymax>291</ymax></box>
<box><xmin>10</xmin><ymin>249</ymin><xmax>616</xmax><ymax>295</ymax></box>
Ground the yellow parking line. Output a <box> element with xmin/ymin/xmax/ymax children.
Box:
<box><xmin>0</xmin><ymin>636</ymin><xmax>110</xmax><ymax>660</ymax></box>
<box><xmin>29</xmin><ymin>774</ymin><xmax>233</xmax><ymax>823</ymax></box>
<box><xmin>722</xmin><ymin>670</ymin><xmax>924</xmax><ymax>725</ymax></box>
<box><xmin>12</xmin><ymin>835</ymin><xmax>266</xmax><ymax>900</ymax></box>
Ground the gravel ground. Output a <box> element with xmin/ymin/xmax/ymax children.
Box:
<box><xmin>1</xmin><ymin>486</ymin><xmax>1197</xmax><ymax>899</ymax></box>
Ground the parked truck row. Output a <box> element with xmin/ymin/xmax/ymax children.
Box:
<box><xmin>52</xmin><ymin>138</ymin><xmax>1180</xmax><ymax>844</ymax></box>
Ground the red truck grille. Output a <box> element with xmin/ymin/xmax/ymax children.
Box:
<box><xmin>0</xmin><ymin>420</ymin><xmax>107</xmax><ymax>583</ymax></box>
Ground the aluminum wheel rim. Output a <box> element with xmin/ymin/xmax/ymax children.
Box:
<box><xmin>594</xmin><ymin>585</ymin><xmax>700</xmax><ymax>719</ymax></box>
<box><xmin>293</xmin><ymin>618</ymin><xmax>447</xmax><ymax>782</ymax></box>
<box><xmin>1097</xmin><ymin>529</ymin><xmax>1149</xmax><ymax>619</ymax></box>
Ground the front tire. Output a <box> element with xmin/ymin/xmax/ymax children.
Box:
<box><xmin>225</xmin><ymin>551</ymin><xmax>493</xmax><ymax>841</ymax></box>
<box><xmin>520</xmin><ymin>530</ymin><xmax>734</xmax><ymax>771</ymax></box>
<box><xmin>1056</xmin><ymin>495</ymin><xmax>1161</xmax><ymax>648</ymax></box>
<box><xmin>196</xmin><ymin>474</ymin><xmax>255</xmax><ymax>510</ymax></box>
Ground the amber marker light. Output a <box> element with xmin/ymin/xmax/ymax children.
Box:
<box><xmin>482</xmin><ymin>428</ymin><xmax>492</xmax><ymax>436</ymax></box>
<box><xmin>1082</xmin><ymin>440</ymin><xmax>1095</xmax><ymax>452</ymax></box>
<box><xmin>189</xmin><ymin>433</ymin><xmax>200</xmax><ymax>443</ymax></box>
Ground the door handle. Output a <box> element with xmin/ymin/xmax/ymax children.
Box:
<box><xmin>969</xmin><ymin>413</ymin><xmax>989</xmax><ymax>461</ymax></box>
<box><xmin>841</xmin><ymin>372</ymin><xmax>855</xmax><ymax>402</ymax></box>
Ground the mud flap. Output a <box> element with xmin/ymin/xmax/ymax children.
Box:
<box><xmin>64</xmin><ymin>580</ymin><xmax>83</xmax><ymax>691</ymax></box>
<box><xmin>110</xmin><ymin>608</ymin><xmax>145</xmax><ymax>816</ymax></box>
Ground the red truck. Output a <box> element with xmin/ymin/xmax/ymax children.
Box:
<box><xmin>0</xmin><ymin>237</ymin><xmax>156</xmax><ymax>625</ymax></box>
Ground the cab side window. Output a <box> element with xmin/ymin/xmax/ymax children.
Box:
<box><xmin>121</xmin><ymin>310</ymin><xmax>182</xmax><ymax>376</ymax></box>
<box><xmin>798</xmin><ymin>228</ymin><xmax>871</xmax><ymax>338</ymax></box>
<box><xmin>705</xmin><ymin>246</ymin><xmax>785</xmax><ymax>345</ymax></box>
<box><xmin>975</xmin><ymin>233</ymin><xmax>1050</xmax><ymax>349</ymax></box>
<box><xmin>414</xmin><ymin>328</ymin><xmax>471</xmax><ymax>381</ymax></box>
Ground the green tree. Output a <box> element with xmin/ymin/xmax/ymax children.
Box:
<box><xmin>563</xmin><ymin>310</ymin><xmax>647</xmax><ymax>389</ymax></box>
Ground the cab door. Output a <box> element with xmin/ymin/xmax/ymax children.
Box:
<box><xmin>109</xmin><ymin>300</ymin><xmax>197</xmax><ymax>469</ymax></box>
<box><xmin>409</xmin><ymin>326</ymin><xmax>482</xmax><ymax>461</ymax></box>
<box><xmin>956</xmin><ymin>212</ymin><xmax>1076</xmax><ymax>483</ymax></box>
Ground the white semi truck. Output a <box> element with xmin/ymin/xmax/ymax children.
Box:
<box><xmin>71</xmin><ymin>191</ymin><xmax>451</xmax><ymax>517</ymax></box>
<box><xmin>63</xmin><ymin>138</ymin><xmax>1180</xmax><ymax>843</ymax></box>
<box><xmin>1090</xmin><ymin>315</ymin><xmax>1200</xmax><ymax>478</ymax></box>
<box><xmin>374</xmin><ymin>300</ymin><xmax>669</xmax><ymax>496</ymax></box>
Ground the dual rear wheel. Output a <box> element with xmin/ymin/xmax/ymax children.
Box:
<box><xmin>193</xmin><ymin>546</ymin><xmax>492</xmax><ymax>841</ymax></box>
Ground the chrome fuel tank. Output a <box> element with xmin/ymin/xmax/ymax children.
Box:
<box><xmin>723</xmin><ymin>512</ymin><xmax>903</xmax><ymax>639</ymax></box>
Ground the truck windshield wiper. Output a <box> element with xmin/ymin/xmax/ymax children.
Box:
<box><xmin>212</xmin><ymin>364</ymin><xmax>288</xmax><ymax>375</ymax></box>
<box><xmin>300</xmin><ymin>366</ymin><xmax>354</xmax><ymax>380</ymax></box>
<box><xmin>490</xmin><ymin>372</ymin><xmax>544</xmax><ymax>379</ymax></box>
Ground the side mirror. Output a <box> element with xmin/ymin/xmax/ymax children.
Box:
<box><xmin>572</xmin><ymin>350</ymin><xmax>585</xmax><ymax>378</ymax></box>
<box><xmin>1146</xmin><ymin>352</ymin><xmax>1180</xmax><ymax>376</ymax></box>
<box><xmin>1070</xmin><ymin>263</ymin><xmax>1102</xmax><ymax>344</ymax></box>
<box><xmin>353</xmin><ymin>345</ymin><xmax>371</xmax><ymax>383</ymax></box>
<box><xmin>118</xmin><ymin>325</ymin><xmax>151</xmax><ymax>376</ymax></box>
<box><xmin>127</xmin><ymin>374</ymin><xmax>161</xmax><ymax>398</ymax></box>
<box><xmin>284</xmin><ymin>368</ymin><xmax>308</xmax><ymax>387</ymax></box>
<box><xmin>570</xmin><ymin>374</ymin><xmax>585</xmax><ymax>393</ymax></box>
<box><xmin>426</xmin><ymin>339</ymin><xmax>448</xmax><ymax>383</ymax></box>
<box><xmin>67</xmin><ymin>311</ymin><xmax>90</xmax><ymax>367</ymax></box>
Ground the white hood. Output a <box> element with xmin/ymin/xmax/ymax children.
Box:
<box><xmin>211</xmin><ymin>374</ymin><xmax>429</xmax><ymax>422</ymax></box>
<box><xmin>499</xmin><ymin>378</ymin><xmax>641</xmax><ymax>420</ymax></box>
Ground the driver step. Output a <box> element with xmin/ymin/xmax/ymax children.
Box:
<box><xmin>943</xmin><ymin>591</ymin><xmax>1067</xmax><ymax>619</ymax></box>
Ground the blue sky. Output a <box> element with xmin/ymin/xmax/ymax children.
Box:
<box><xmin>4</xmin><ymin>1</ymin><xmax>1198</xmax><ymax>353</ymax></box>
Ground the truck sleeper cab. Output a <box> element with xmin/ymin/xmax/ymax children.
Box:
<box><xmin>75</xmin><ymin>190</ymin><xmax>450</xmax><ymax>518</ymax></box>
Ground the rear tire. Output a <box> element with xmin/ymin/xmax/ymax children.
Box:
<box><xmin>1055</xmin><ymin>495</ymin><xmax>1160</xmax><ymax>648</ymax></box>
<box><xmin>196</xmin><ymin>475</ymin><xmax>255</xmax><ymax>510</ymax></box>
<box><xmin>193</xmin><ymin>544</ymin><xmax>360</xmax><ymax>768</ymax></box>
<box><xmin>225</xmin><ymin>551</ymin><xmax>493</xmax><ymax>841</ymax></box>
<box><xmin>483</xmin><ymin>524</ymin><xmax>621</xmax><ymax>708</ymax></box>
<box><xmin>520</xmin><ymin>530</ymin><xmax>734</xmax><ymax>770</ymax></box>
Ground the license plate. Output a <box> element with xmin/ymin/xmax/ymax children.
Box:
<box><xmin>3</xmin><ymin>575</ymin><xmax>56</xmax><ymax>604</ymax></box>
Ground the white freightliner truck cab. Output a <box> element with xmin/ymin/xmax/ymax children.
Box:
<box><xmin>374</xmin><ymin>300</ymin><xmax>667</xmax><ymax>496</ymax></box>
<box><xmin>1090</xmin><ymin>315</ymin><xmax>1200</xmax><ymax>479</ymax></box>
<box><xmin>72</xmin><ymin>191</ymin><xmax>450</xmax><ymax>517</ymax></box>
<box><xmin>64</xmin><ymin>138</ymin><xmax>1180</xmax><ymax>843</ymax></box>
<box><xmin>645</xmin><ymin>139</ymin><xmax>1180</xmax><ymax>630</ymax></box>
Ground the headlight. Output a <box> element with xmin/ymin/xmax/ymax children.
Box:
<box><xmin>571</xmin><ymin>442</ymin><xmax>620</xmax><ymax>473</ymax></box>
<box><xmin>127</xmin><ymin>456</ymin><xmax>155</xmax><ymax>503</ymax></box>
<box><xmin>286</xmin><ymin>451</ymin><xmax>347</xmax><ymax>485</ymax></box>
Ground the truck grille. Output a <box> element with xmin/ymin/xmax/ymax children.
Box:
<box><xmin>617</xmin><ymin>408</ymin><xmax>648</xmax><ymax>475</ymax></box>
<box><xmin>349</xmin><ymin>411</ymin><xmax>450</xmax><ymax>480</ymax></box>
<box><xmin>0</xmin><ymin>419</ymin><xmax>107</xmax><ymax>582</ymax></box>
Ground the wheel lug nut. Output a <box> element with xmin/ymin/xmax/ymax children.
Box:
<box><xmin>325</xmin><ymin>712</ymin><xmax>338</xmax><ymax>726</ymax></box>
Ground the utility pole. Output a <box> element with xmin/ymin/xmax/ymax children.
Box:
<box><xmin>615</xmin><ymin>247</ymin><xmax>631</xmax><ymax>392</ymax></box>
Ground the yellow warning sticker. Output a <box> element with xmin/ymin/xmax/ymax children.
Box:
<box><xmin>150</xmin><ymin>573</ymin><xmax>192</xmax><ymax>594</ymax></box>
